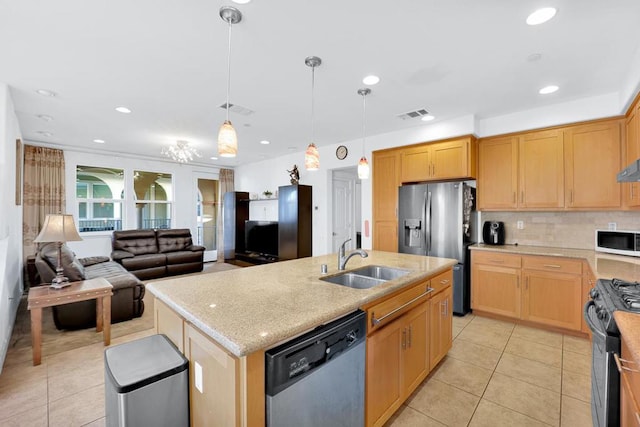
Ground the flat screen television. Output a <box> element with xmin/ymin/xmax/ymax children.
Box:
<box><xmin>244</xmin><ymin>220</ymin><xmax>279</xmax><ymax>257</ymax></box>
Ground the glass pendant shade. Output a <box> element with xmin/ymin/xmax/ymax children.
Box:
<box><xmin>218</xmin><ymin>120</ymin><xmax>238</xmax><ymax>157</ymax></box>
<box><xmin>305</xmin><ymin>143</ymin><xmax>320</xmax><ymax>170</ymax></box>
<box><xmin>358</xmin><ymin>156</ymin><xmax>370</xmax><ymax>179</ymax></box>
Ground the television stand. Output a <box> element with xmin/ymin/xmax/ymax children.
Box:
<box><xmin>234</xmin><ymin>251</ymin><xmax>280</xmax><ymax>265</ymax></box>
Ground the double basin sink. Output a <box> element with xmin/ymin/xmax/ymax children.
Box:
<box><xmin>320</xmin><ymin>265</ymin><xmax>410</xmax><ymax>289</ymax></box>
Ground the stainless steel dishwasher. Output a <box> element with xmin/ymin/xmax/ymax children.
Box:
<box><xmin>265</xmin><ymin>310</ymin><xmax>366</xmax><ymax>427</ymax></box>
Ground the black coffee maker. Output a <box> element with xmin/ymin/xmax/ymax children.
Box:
<box><xmin>483</xmin><ymin>221</ymin><xmax>505</xmax><ymax>245</ymax></box>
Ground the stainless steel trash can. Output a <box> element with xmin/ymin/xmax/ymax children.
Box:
<box><xmin>104</xmin><ymin>334</ymin><xmax>189</xmax><ymax>427</ymax></box>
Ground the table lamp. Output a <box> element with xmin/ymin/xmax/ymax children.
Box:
<box><xmin>34</xmin><ymin>214</ymin><xmax>83</xmax><ymax>289</ymax></box>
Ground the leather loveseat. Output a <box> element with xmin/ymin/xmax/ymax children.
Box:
<box><xmin>34</xmin><ymin>243</ymin><xmax>145</xmax><ymax>330</ymax></box>
<box><xmin>111</xmin><ymin>229</ymin><xmax>205</xmax><ymax>280</ymax></box>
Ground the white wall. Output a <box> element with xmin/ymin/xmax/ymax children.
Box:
<box><xmin>60</xmin><ymin>149</ymin><xmax>220</xmax><ymax>258</ymax></box>
<box><xmin>0</xmin><ymin>84</ymin><xmax>24</xmax><ymax>373</ymax></box>
<box><xmin>236</xmin><ymin>91</ymin><xmax>635</xmax><ymax>256</ymax></box>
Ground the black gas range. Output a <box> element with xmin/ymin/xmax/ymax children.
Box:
<box><xmin>585</xmin><ymin>278</ymin><xmax>640</xmax><ymax>427</ymax></box>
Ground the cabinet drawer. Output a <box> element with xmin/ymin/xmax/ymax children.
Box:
<box><xmin>472</xmin><ymin>251</ymin><xmax>521</xmax><ymax>268</ymax></box>
<box><xmin>430</xmin><ymin>269</ymin><xmax>453</xmax><ymax>295</ymax></box>
<box><xmin>367</xmin><ymin>280</ymin><xmax>431</xmax><ymax>334</ymax></box>
<box><xmin>522</xmin><ymin>256</ymin><xmax>582</xmax><ymax>275</ymax></box>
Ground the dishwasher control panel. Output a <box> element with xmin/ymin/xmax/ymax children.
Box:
<box><xmin>265</xmin><ymin>310</ymin><xmax>366</xmax><ymax>397</ymax></box>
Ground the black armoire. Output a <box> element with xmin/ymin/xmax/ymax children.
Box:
<box><xmin>278</xmin><ymin>185</ymin><xmax>312</xmax><ymax>260</ymax></box>
<box><xmin>223</xmin><ymin>191</ymin><xmax>249</xmax><ymax>260</ymax></box>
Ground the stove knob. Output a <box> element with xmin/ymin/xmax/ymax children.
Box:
<box><xmin>595</xmin><ymin>305</ymin><xmax>607</xmax><ymax>320</ymax></box>
<box><xmin>589</xmin><ymin>288</ymin><xmax>599</xmax><ymax>299</ymax></box>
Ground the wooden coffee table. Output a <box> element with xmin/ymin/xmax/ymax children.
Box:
<box><xmin>27</xmin><ymin>277</ymin><xmax>113</xmax><ymax>366</ymax></box>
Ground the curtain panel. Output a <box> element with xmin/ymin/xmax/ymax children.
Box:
<box><xmin>217</xmin><ymin>168</ymin><xmax>234</xmax><ymax>262</ymax></box>
<box><xmin>22</xmin><ymin>145</ymin><xmax>66</xmax><ymax>259</ymax></box>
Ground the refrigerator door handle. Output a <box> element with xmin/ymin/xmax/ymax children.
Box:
<box><xmin>425</xmin><ymin>191</ymin><xmax>432</xmax><ymax>253</ymax></box>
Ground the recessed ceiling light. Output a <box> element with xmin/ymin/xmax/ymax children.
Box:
<box><xmin>526</xmin><ymin>7</ymin><xmax>557</xmax><ymax>25</ymax></box>
<box><xmin>115</xmin><ymin>106</ymin><xmax>132</xmax><ymax>114</ymax></box>
<box><xmin>93</xmin><ymin>139</ymin><xmax>105</xmax><ymax>144</ymax></box>
<box><xmin>260</xmin><ymin>140</ymin><xmax>270</xmax><ymax>145</ymax></box>
<box><xmin>421</xmin><ymin>115</ymin><xmax>435</xmax><ymax>122</ymax></box>
<box><xmin>210</xmin><ymin>156</ymin><xmax>218</xmax><ymax>160</ymax></box>
<box><xmin>539</xmin><ymin>85</ymin><xmax>559</xmax><ymax>94</ymax></box>
<box><xmin>36</xmin><ymin>89</ymin><xmax>57</xmax><ymax>97</ymax></box>
<box><xmin>362</xmin><ymin>75</ymin><xmax>380</xmax><ymax>85</ymax></box>
<box><xmin>36</xmin><ymin>131</ymin><xmax>53</xmax><ymax>137</ymax></box>
<box><xmin>37</xmin><ymin>114</ymin><xmax>54</xmax><ymax>122</ymax></box>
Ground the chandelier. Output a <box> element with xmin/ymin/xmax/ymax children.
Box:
<box><xmin>162</xmin><ymin>140</ymin><xmax>201</xmax><ymax>163</ymax></box>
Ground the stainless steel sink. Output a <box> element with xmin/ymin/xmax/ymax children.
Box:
<box><xmin>320</xmin><ymin>273</ymin><xmax>386</xmax><ymax>289</ymax></box>
<box><xmin>349</xmin><ymin>265</ymin><xmax>410</xmax><ymax>281</ymax></box>
<box><xmin>320</xmin><ymin>265</ymin><xmax>410</xmax><ymax>289</ymax></box>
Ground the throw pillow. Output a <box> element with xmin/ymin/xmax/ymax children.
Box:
<box><xmin>40</xmin><ymin>242</ymin><xmax>86</xmax><ymax>281</ymax></box>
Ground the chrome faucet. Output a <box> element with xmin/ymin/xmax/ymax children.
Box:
<box><xmin>338</xmin><ymin>238</ymin><xmax>368</xmax><ymax>270</ymax></box>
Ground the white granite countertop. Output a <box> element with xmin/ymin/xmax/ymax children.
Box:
<box><xmin>146</xmin><ymin>251</ymin><xmax>457</xmax><ymax>357</ymax></box>
<box><xmin>470</xmin><ymin>243</ymin><xmax>640</xmax><ymax>281</ymax></box>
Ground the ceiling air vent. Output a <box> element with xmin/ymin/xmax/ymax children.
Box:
<box><xmin>397</xmin><ymin>108</ymin><xmax>430</xmax><ymax>120</ymax></box>
<box><xmin>219</xmin><ymin>103</ymin><xmax>255</xmax><ymax>116</ymax></box>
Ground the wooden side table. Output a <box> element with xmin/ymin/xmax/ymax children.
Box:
<box><xmin>27</xmin><ymin>277</ymin><xmax>113</xmax><ymax>366</ymax></box>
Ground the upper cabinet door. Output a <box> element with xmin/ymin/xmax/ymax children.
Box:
<box><xmin>624</xmin><ymin>103</ymin><xmax>640</xmax><ymax>207</ymax></box>
<box><xmin>400</xmin><ymin>146</ymin><xmax>431</xmax><ymax>183</ymax></box>
<box><xmin>519</xmin><ymin>129</ymin><xmax>565</xmax><ymax>209</ymax></box>
<box><xmin>564</xmin><ymin>120</ymin><xmax>622</xmax><ymax>209</ymax></box>
<box><xmin>431</xmin><ymin>138</ymin><xmax>473</xmax><ymax>180</ymax></box>
<box><xmin>477</xmin><ymin>136</ymin><xmax>519</xmax><ymax>210</ymax></box>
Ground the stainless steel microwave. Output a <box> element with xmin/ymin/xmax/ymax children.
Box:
<box><xmin>595</xmin><ymin>230</ymin><xmax>640</xmax><ymax>257</ymax></box>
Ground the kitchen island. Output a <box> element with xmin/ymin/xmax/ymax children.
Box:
<box><xmin>147</xmin><ymin>250</ymin><xmax>457</xmax><ymax>426</ymax></box>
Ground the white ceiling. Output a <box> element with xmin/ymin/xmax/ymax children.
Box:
<box><xmin>2</xmin><ymin>0</ymin><xmax>640</xmax><ymax>168</ymax></box>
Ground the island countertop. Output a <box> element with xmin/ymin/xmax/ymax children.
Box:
<box><xmin>470</xmin><ymin>243</ymin><xmax>640</xmax><ymax>282</ymax></box>
<box><xmin>146</xmin><ymin>251</ymin><xmax>457</xmax><ymax>357</ymax></box>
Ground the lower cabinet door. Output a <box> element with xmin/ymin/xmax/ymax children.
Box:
<box><xmin>430</xmin><ymin>286</ymin><xmax>452</xmax><ymax>368</ymax></box>
<box><xmin>471</xmin><ymin>264</ymin><xmax>521</xmax><ymax>318</ymax></box>
<box><xmin>522</xmin><ymin>270</ymin><xmax>582</xmax><ymax>331</ymax></box>
<box><xmin>366</xmin><ymin>319</ymin><xmax>403</xmax><ymax>427</ymax></box>
<box><xmin>402</xmin><ymin>303</ymin><xmax>429</xmax><ymax>394</ymax></box>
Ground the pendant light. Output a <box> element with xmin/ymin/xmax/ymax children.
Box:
<box><xmin>218</xmin><ymin>6</ymin><xmax>242</xmax><ymax>158</ymax></box>
<box><xmin>304</xmin><ymin>56</ymin><xmax>321</xmax><ymax>170</ymax></box>
<box><xmin>357</xmin><ymin>88</ymin><xmax>371</xmax><ymax>179</ymax></box>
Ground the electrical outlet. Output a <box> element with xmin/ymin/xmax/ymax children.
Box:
<box><xmin>517</xmin><ymin>220</ymin><xmax>524</xmax><ymax>230</ymax></box>
<box><xmin>608</xmin><ymin>222</ymin><xmax>617</xmax><ymax>231</ymax></box>
<box><xmin>195</xmin><ymin>361</ymin><xmax>203</xmax><ymax>393</ymax></box>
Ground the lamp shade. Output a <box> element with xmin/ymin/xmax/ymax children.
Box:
<box><xmin>218</xmin><ymin>120</ymin><xmax>238</xmax><ymax>157</ymax></box>
<box><xmin>358</xmin><ymin>156</ymin><xmax>370</xmax><ymax>179</ymax></box>
<box><xmin>34</xmin><ymin>214</ymin><xmax>83</xmax><ymax>243</ymax></box>
<box><xmin>305</xmin><ymin>143</ymin><xmax>320</xmax><ymax>170</ymax></box>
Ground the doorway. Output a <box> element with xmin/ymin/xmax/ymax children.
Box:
<box><xmin>195</xmin><ymin>177</ymin><xmax>219</xmax><ymax>262</ymax></box>
<box><xmin>331</xmin><ymin>167</ymin><xmax>362</xmax><ymax>252</ymax></box>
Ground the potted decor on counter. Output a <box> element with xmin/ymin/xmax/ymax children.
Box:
<box><xmin>263</xmin><ymin>190</ymin><xmax>273</xmax><ymax>198</ymax></box>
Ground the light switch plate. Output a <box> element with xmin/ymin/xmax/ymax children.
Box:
<box><xmin>195</xmin><ymin>361</ymin><xmax>203</xmax><ymax>393</ymax></box>
<box><xmin>608</xmin><ymin>222</ymin><xmax>617</xmax><ymax>231</ymax></box>
<box><xmin>517</xmin><ymin>221</ymin><xmax>524</xmax><ymax>230</ymax></box>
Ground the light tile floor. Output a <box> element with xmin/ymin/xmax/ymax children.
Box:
<box><xmin>0</xmin><ymin>311</ymin><xmax>592</xmax><ymax>426</ymax></box>
<box><xmin>386</xmin><ymin>314</ymin><xmax>593</xmax><ymax>427</ymax></box>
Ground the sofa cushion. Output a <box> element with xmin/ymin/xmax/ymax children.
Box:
<box><xmin>157</xmin><ymin>228</ymin><xmax>193</xmax><ymax>253</ymax></box>
<box><xmin>39</xmin><ymin>242</ymin><xmax>86</xmax><ymax>281</ymax></box>
<box><xmin>121</xmin><ymin>253</ymin><xmax>167</xmax><ymax>271</ymax></box>
<box><xmin>79</xmin><ymin>256</ymin><xmax>110</xmax><ymax>267</ymax></box>
<box><xmin>112</xmin><ymin>229</ymin><xmax>158</xmax><ymax>255</ymax></box>
<box><xmin>166</xmin><ymin>250</ymin><xmax>203</xmax><ymax>265</ymax></box>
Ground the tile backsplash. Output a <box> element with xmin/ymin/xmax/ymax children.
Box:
<box><xmin>477</xmin><ymin>211</ymin><xmax>640</xmax><ymax>250</ymax></box>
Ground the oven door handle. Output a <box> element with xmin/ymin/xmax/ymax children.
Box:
<box><xmin>584</xmin><ymin>300</ymin><xmax>607</xmax><ymax>340</ymax></box>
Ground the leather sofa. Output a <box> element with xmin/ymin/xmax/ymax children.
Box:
<box><xmin>34</xmin><ymin>243</ymin><xmax>145</xmax><ymax>330</ymax></box>
<box><xmin>111</xmin><ymin>228</ymin><xmax>205</xmax><ymax>280</ymax></box>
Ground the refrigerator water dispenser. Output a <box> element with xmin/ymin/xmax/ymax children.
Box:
<box><xmin>403</xmin><ymin>219</ymin><xmax>423</xmax><ymax>247</ymax></box>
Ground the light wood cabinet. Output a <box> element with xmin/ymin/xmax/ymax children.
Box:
<box><xmin>624</xmin><ymin>101</ymin><xmax>640</xmax><ymax>207</ymax></box>
<box><xmin>619</xmin><ymin>335</ymin><xmax>640</xmax><ymax>426</ymax></box>
<box><xmin>582</xmin><ymin>263</ymin><xmax>596</xmax><ymax>334</ymax></box>
<box><xmin>471</xmin><ymin>252</ymin><xmax>522</xmax><ymax>318</ymax></box>
<box><xmin>477</xmin><ymin>136</ymin><xmax>518</xmax><ymax>210</ymax></box>
<box><xmin>471</xmin><ymin>251</ymin><xmax>589</xmax><ymax>333</ymax></box>
<box><xmin>430</xmin><ymin>285</ymin><xmax>452</xmax><ymax>368</ymax></box>
<box><xmin>519</xmin><ymin>129</ymin><xmax>565</xmax><ymax>209</ymax></box>
<box><xmin>521</xmin><ymin>256</ymin><xmax>583</xmax><ymax>331</ymax></box>
<box><xmin>155</xmin><ymin>298</ymin><xmax>185</xmax><ymax>353</ymax></box>
<box><xmin>400</xmin><ymin>136</ymin><xmax>477</xmax><ymax>183</ymax></box>
<box><xmin>373</xmin><ymin>149</ymin><xmax>400</xmax><ymax>251</ymax></box>
<box><xmin>564</xmin><ymin>120</ymin><xmax>622</xmax><ymax>208</ymax></box>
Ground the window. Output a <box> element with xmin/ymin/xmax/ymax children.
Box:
<box><xmin>76</xmin><ymin>166</ymin><xmax>124</xmax><ymax>232</ymax></box>
<box><xmin>134</xmin><ymin>171</ymin><xmax>172</xmax><ymax>229</ymax></box>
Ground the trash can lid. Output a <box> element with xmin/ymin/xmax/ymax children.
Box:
<box><xmin>105</xmin><ymin>334</ymin><xmax>188</xmax><ymax>393</ymax></box>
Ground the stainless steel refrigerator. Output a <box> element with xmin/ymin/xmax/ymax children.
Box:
<box><xmin>398</xmin><ymin>181</ymin><xmax>476</xmax><ymax>315</ymax></box>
